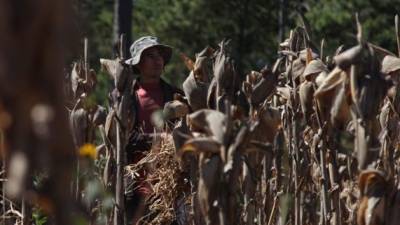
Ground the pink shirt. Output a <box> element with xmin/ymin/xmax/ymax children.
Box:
<box><xmin>136</xmin><ymin>82</ymin><xmax>164</xmax><ymax>133</ymax></box>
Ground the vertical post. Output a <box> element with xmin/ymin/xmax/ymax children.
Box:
<box><xmin>84</xmin><ymin>38</ymin><xmax>89</xmax><ymax>81</ymax></box>
<box><xmin>120</xmin><ymin>34</ymin><xmax>126</xmax><ymax>59</ymax></box>
<box><xmin>395</xmin><ymin>15</ymin><xmax>400</xmax><ymax>57</ymax></box>
<box><xmin>278</xmin><ymin>0</ymin><xmax>286</xmax><ymax>42</ymax></box>
<box><xmin>113</xmin><ymin>0</ymin><xmax>132</xmax><ymax>57</ymax></box>
<box><xmin>115</xmin><ymin>34</ymin><xmax>126</xmax><ymax>225</ymax></box>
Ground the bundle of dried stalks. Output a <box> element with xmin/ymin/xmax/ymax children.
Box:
<box><xmin>125</xmin><ymin>134</ymin><xmax>189</xmax><ymax>225</ymax></box>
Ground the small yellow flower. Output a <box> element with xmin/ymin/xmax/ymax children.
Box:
<box><xmin>79</xmin><ymin>143</ymin><xmax>97</xmax><ymax>159</ymax></box>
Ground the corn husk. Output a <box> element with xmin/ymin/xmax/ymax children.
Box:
<box><xmin>358</xmin><ymin>73</ymin><xmax>389</xmax><ymax>121</ymax></box>
<box><xmin>182</xmin><ymin>72</ymin><xmax>209</xmax><ymax>111</ymax></box>
<box><xmin>330</xmin><ymin>83</ymin><xmax>351</xmax><ymax>129</ymax></box>
<box><xmin>172</xmin><ymin>119</ymin><xmax>191</xmax><ymax>151</ymax></box>
<box><xmin>180</xmin><ymin>52</ymin><xmax>194</xmax><ymax>71</ymax></box>
<box><xmin>214</xmin><ymin>41</ymin><xmax>236</xmax><ymax>95</ymax></box>
<box><xmin>381</xmin><ymin>55</ymin><xmax>400</xmax><ymax>74</ymax></box>
<box><xmin>357</xmin><ymin>170</ymin><xmax>387</xmax><ymax>225</ymax></box>
<box><xmin>188</xmin><ymin>109</ymin><xmax>226</xmax><ymax>143</ymax></box>
<box><xmin>299</xmin><ymin>49</ymin><xmax>319</xmax><ymax>62</ymax></box>
<box><xmin>334</xmin><ymin>45</ymin><xmax>364</xmax><ymax>70</ymax></box>
<box><xmin>118</xmin><ymin>91</ymin><xmax>135</xmax><ymax>136</ymax></box>
<box><xmin>250</xmin><ymin>68</ymin><xmax>278</xmax><ymax>106</ymax></box>
<box><xmin>70</xmin><ymin>108</ymin><xmax>88</xmax><ymax>147</ymax></box>
<box><xmin>354</xmin><ymin>120</ymin><xmax>368</xmax><ymax>170</ymax></box>
<box><xmin>71</xmin><ymin>62</ymin><xmax>85</xmax><ymax>98</ymax></box>
<box><xmin>198</xmin><ymin>154</ymin><xmax>221</xmax><ymax>224</ymax></box>
<box><xmin>291</xmin><ymin>58</ymin><xmax>306</xmax><ymax>80</ymax></box>
<box><xmin>180</xmin><ymin>137</ymin><xmax>222</xmax><ymax>155</ymax></box>
<box><xmin>299</xmin><ymin>81</ymin><xmax>315</xmax><ymax>122</ymax></box>
<box><xmin>253</xmin><ymin>106</ymin><xmax>281</xmax><ymax>143</ymax></box>
<box><xmin>163</xmin><ymin>100</ymin><xmax>189</xmax><ymax>120</ymax></box>
<box><xmin>193</xmin><ymin>47</ymin><xmax>213</xmax><ymax>83</ymax></box>
<box><xmin>315</xmin><ymin>67</ymin><xmax>346</xmax><ymax>122</ymax></box>
<box><xmin>303</xmin><ymin>59</ymin><xmax>327</xmax><ymax>80</ymax></box>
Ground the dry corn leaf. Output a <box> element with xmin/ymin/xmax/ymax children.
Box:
<box><xmin>299</xmin><ymin>49</ymin><xmax>319</xmax><ymax>62</ymax></box>
<box><xmin>172</xmin><ymin>119</ymin><xmax>191</xmax><ymax>151</ymax></box>
<box><xmin>277</xmin><ymin>86</ymin><xmax>291</xmax><ymax>101</ymax></box>
<box><xmin>70</xmin><ymin>108</ymin><xmax>88</xmax><ymax>147</ymax></box>
<box><xmin>207</xmin><ymin>77</ymin><xmax>217</xmax><ymax>109</ymax></box>
<box><xmin>103</xmin><ymin>150</ymin><xmax>115</xmax><ymax>189</ymax></box>
<box><xmin>280</xmin><ymin>38</ymin><xmax>290</xmax><ymax>48</ymax></box>
<box><xmin>379</xmin><ymin>101</ymin><xmax>391</xmax><ymax>129</ymax></box>
<box><xmin>306</xmin><ymin>48</ymin><xmax>313</xmax><ymax>64</ymax></box>
<box><xmin>180</xmin><ymin>52</ymin><xmax>194</xmax><ymax>71</ymax></box>
<box><xmin>242</xmin><ymin>81</ymin><xmax>252</xmax><ymax>99</ymax></box>
<box><xmin>350</xmin><ymin>64</ymin><xmax>360</xmax><ymax>113</ymax></box>
<box><xmin>85</xmin><ymin>69</ymin><xmax>97</xmax><ymax>93</ymax></box>
<box><xmin>100</xmin><ymin>58</ymin><xmax>128</xmax><ymax>92</ymax></box>
<box><xmin>247</xmin><ymin>71</ymin><xmax>262</xmax><ymax>84</ymax></box>
<box><xmin>104</xmin><ymin>109</ymin><xmax>116</xmax><ymax>143</ymax></box>
<box><xmin>180</xmin><ymin>137</ymin><xmax>222</xmax><ymax>155</ymax></box>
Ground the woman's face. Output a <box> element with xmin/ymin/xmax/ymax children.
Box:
<box><xmin>136</xmin><ymin>47</ymin><xmax>165</xmax><ymax>83</ymax></box>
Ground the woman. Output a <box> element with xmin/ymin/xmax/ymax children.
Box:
<box><xmin>124</xmin><ymin>36</ymin><xmax>183</xmax><ymax>224</ymax></box>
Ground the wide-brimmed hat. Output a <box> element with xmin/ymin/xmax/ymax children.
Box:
<box><xmin>124</xmin><ymin>36</ymin><xmax>172</xmax><ymax>67</ymax></box>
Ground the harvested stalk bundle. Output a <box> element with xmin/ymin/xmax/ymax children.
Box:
<box><xmin>125</xmin><ymin>134</ymin><xmax>190</xmax><ymax>225</ymax></box>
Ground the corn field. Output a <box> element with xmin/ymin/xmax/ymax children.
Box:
<box><xmin>1</xmin><ymin>6</ymin><xmax>400</xmax><ymax>225</ymax></box>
